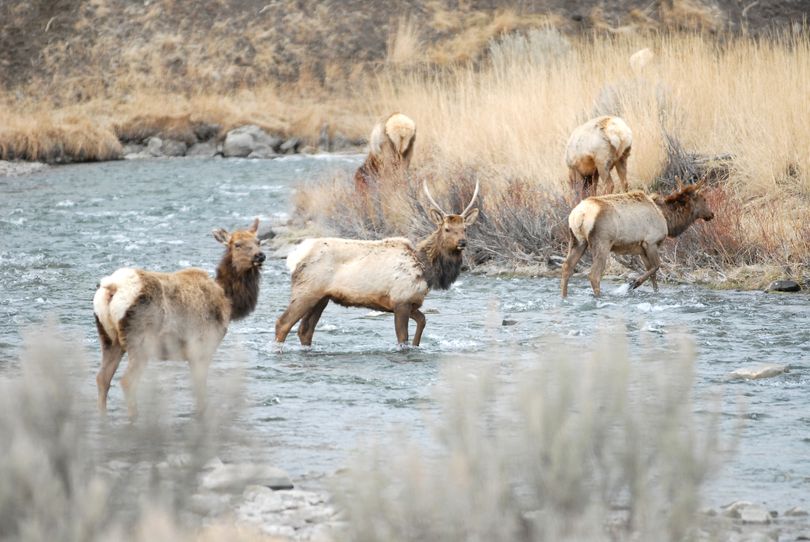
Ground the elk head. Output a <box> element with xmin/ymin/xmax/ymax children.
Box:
<box><xmin>670</xmin><ymin>177</ymin><xmax>715</xmax><ymax>222</ymax></box>
<box><xmin>212</xmin><ymin>218</ymin><xmax>266</xmax><ymax>272</ymax></box>
<box><xmin>423</xmin><ymin>180</ymin><xmax>481</xmax><ymax>253</ymax></box>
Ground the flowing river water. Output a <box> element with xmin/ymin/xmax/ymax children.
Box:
<box><xmin>0</xmin><ymin>157</ymin><xmax>808</xmax><ymax>513</ymax></box>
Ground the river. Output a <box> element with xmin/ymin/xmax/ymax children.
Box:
<box><xmin>0</xmin><ymin>157</ymin><xmax>807</xmax><ymax>513</ymax></box>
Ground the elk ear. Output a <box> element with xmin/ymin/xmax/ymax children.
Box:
<box><xmin>248</xmin><ymin>218</ymin><xmax>259</xmax><ymax>233</ymax></box>
<box><xmin>212</xmin><ymin>228</ymin><xmax>231</xmax><ymax>245</ymax></box>
<box><xmin>428</xmin><ymin>208</ymin><xmax>445</xmax><ymax>225</ymax></box>
<box><xmin>464</xmin><ymin>207</ymin><xmax>480</xmax><ymax>226</ymax></box>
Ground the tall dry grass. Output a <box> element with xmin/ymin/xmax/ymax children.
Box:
<box><xmin>337</xmin><ymin>332</ymin><xmax>728</xmax><ymax>541</ymax></box>
<box><xmin>295</xmin><ymin>29</ymin><xmax>810</xmax><ymax>278</ymax></box>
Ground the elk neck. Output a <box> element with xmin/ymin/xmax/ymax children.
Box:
<box><xmin>415</xmin><ymin>230</ymin><xmax>464</xmax><ymax>290</ymax></box>
<box><xmin>215</xmin><ymin>252</ymin><xmax>261</xmax><ymax>321</ymax></box>
<box><xmin>655</xmin><ymin>195</ymin><xmax>699</xmax><ymax>238</ymax></box>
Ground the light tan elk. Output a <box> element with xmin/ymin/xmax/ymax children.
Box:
<box><xmin>565</xmin><ymin>115</ymin><xmax>632</xmax><ymax>199</ymax></box>
<box><xmin>354</xmin><ymin>113</ymin><xmax>416</xmax><ymax>191</ymax></box>
<box><xmin>561</xmin><ymin>179</ymin><xmax>714</xmax><ymax>297</ymax></box>
<box><xmin>93</xmin><ymin>219</ymin><xmax>265</xmax><ymax>417</ymax></box>
<box><xmin>276</xmin><ymin>181</ymin><xmax>480</xmax><ymax>349</ymax></box>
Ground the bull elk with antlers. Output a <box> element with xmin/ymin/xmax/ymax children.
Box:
<box><xmin>276</xmin><ymin>181</ymin><xmax>480</xmax><ymax>349</ymax></box>
<box><xmin>561</xmin><ymin>179</ymin><xmax>715</xmax><ymax>297</ymax></box>
<box><xmin>93</xmin><ymin>219</ymin><xmax>265</xmax><ymax>417</ymax></box>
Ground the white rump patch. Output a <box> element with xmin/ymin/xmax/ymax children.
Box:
<box><xmin>93</xmin><ymin>267</ymin><xmax>141</xmax><ymax>343</ymax></box>
<box><xmin>603</xmin><ymin>117</ymin><xmax>632</xmax><ymax>155</ymax></box>
<box><xmin>384</xmin><ymin>113</ymin><xmax>416</xmax><ymax>154</ymax></box>
<box><xmin>286</xmin><ymin>239</ymin><xmax>317</xmax><ymax>274</ymax></box>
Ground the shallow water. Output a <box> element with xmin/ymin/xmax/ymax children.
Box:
<box><xmin>1</xmin><ymin>157</ymin><xmax>808</xmax><ymax>509</ymax></box>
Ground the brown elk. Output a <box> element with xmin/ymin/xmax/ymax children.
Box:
<box><xmin>565</xmin><ymin>115</ymin><xmax>632</xmax><ymax>200</ymax></box>
<box><xmin>93</xmin><ymin>219</ymin><xmax>265</xmax><ymax>417</ymax></box>
<box><xmin>354</xmin><ymin>113</ymin><xmax>416</xmax><ymax>191</ymax></box>
<box><xmin>560</xmin><ymin>179</ymin><xmax>714</xmax><ymax>298</ymax></box>
<box><xmin>275</xmin><ymin>181</ymin><xmax>480</xmax><ymax>349</ymax></box>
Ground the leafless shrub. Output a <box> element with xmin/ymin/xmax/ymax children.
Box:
<box><xmin>0</xmin><ymin>324</ymin><xmax>253</xmax><ymax>541</ymax></box>
<box><xmin>337</xmin><ymin>332</ymin><xmax>726</xmax><ymax>541</ymax></box>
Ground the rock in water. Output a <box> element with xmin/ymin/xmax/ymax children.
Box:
<box><xmin>201</xmin><ymin>463</ymin><xmax>293</xmax><ymax>492</ymax></box>
<box><xmin>765</xmin><ymin>279</ymin><xmax>801</xmax><ymax>292</ymax></box>
<box><xmin>739</xmin><ymin>506</ymin><xmax>772</xmax><ymax>524</ymax></box>
<box><xmin>727</xmin><ymin>364</ymin><xmax>788</xmax><ymax>381</ymax></box>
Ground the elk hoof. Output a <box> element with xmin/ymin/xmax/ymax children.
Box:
<box><xmin>629</xmin><ymin>278</ymin><xmax>643</xmax><ymax>290</ymax></box>
<box><xmin>271</xmin><ymin>342</ymin><xmax>284</xmax><ymax>354</ymax></box>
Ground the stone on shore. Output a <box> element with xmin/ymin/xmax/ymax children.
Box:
<box><xmin>766</xmin><ymin>279</ymin><xmax>801</xmax><ymax>293</ymax></box>
<box><xmin>727</xmin><ymin>364</ymin><xmax>788</xmax><ymax>381</ymax></box>
<box><xmin>201</xmin><ymin>463</ymin><xmax>293</xmax><ymax>492</ymax></box>
<box><xmin>223</xmin><ymin>125</ymin><xmax>282</xmax><ymax>158</ymax></box>
<box><xmin>147</xmin><ymin>136</ymin><xmax>187</xmax><ymax>157</ymax></box>
<box><xmin>186</xmin><ymin>141</ymin><xmax>218</xmax><ymax>157</ymax></box>
<box><xmin>722</xmin><ymin>500</ymin><xmax>772</xmax><ymax>524</ymax></box>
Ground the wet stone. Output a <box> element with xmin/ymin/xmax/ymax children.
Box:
<box><xmin>728</xmin><ymin>365</ymin><xmax>788</xmax><ymax>381</ymax></box>
<box><xmin>766</xmin><ymin>279</ymin><xmax>801</xmax><ymax>292</ymax></box>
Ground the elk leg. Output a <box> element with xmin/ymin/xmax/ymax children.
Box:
<box><xmin>394</xmin><ymin>304</ymin><xmax>410</xmax><ymax>347</ymax></box>
<box><xmin>189</xmin><ymin>355</ymin><xmax>212</xmax><ymax>416</ymax></box>
<box><xmin>561</xmin><ymin>233</ymin><xmax>588</xmax><ymax>298</ymax></box>
<box><xmin>631</xmin><ymin>243</ymin><xmax>661</xmax><ymax>291</ymax></box>
<box><xmin>638</xmin><ymin>252</ymin><xmax>659</xmax><ymax>292</ymax></box>
<box><xmin>120</xmin><ymin>348</ymin><xmax>147</xmax><ymax>420</ymax></box>
<box><xmin>298</xmin><ymin>297</ymin><xmax>329</xmax><ymax>347</ymax></box>
<box><xmin>96</xmin><ymin>341</ymin><xmax>124</xmax><ymax>414</ymax></box>
<box><xmin>616</xmin><ymin>148</ymin><xmax>630</xmax><ymax>192</ymax></box>
<box><xmin>410</xmin><ymin>307</ymin><xmax>426</xmax><ymax>347</ymax></box>
<box><xmin>275</xmin><ymin>296</ymin><xmax>320</xmax><ymax>344</ymax></box>
<box><xmin>588</xmin><ymin>242</ymin><xmax>611</xmax><ymax>297</ymax></box>
<box><xmin>598</xmin><ymin>161</ymin><xmax>614</xmax><ymax>195</ymax></box>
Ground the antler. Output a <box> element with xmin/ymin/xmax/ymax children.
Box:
<box><xmin>423</xmin><ymin>181</ymin><xmax>447</xmax><ymax>216</ymax></box>
<box><xmin>461</xmin><ymin>180</ymin><xmax>480</xmax><ymax>217</ymax></box>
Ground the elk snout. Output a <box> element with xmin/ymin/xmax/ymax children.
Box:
<box><xmin>704</xmin><ymin>212</ymin><xmax>715</xmax><ymax>221</ymax></box>
<box><xmin>457</xmin><ymin>239</ymin><xmax>467</xmax><ymax>250</ymax></box>
<box><xmin>254</xmin><ymin>252</ymin><xmax>266</xmax><ymax>266</ymax></box>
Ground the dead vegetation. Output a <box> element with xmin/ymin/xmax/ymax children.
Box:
<box><xmin>337</xmin><ymin>332</ymin><xmax>727</xmax><ymax>541</ymax></box>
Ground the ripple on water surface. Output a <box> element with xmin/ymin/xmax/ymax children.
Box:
<box><xmin>1</xmin><ymin>157</ymin><xmax>808</xmax><ymax>508</ymax></box>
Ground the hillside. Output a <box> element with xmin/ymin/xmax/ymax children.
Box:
<box><xmin>2</xmin><ymin>0</ymin><xmax>807</xmax><ymax>98</ymax></box>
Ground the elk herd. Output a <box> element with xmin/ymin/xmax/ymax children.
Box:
<box><xmin>93</xmin><ymin>111</ymin><xmax>716</xmax><ymax>415</ymax></box>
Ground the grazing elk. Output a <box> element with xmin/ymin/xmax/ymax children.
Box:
<box><xmin>354</xmin><ymin>113</ymin><xmax>416</xmax><ymax>191</ymax></box>
<box><xmin>565</xmin><ymin>115</ymin><xmax>632</xmax><ymax>200</ymax></box>
<box><xmin>276</xmin><ymin>181</ymin><xmax>480</xmax><ymax>349</ymax></box>
<box><xmin>560</xmin><ymin>179</ymin><xmax>714</xmax><ymax>298</ymax></box>
<box><xmin>93</xmin><ymin>219</ymin><xmax>265</xmax><ymax>417</ymax></box>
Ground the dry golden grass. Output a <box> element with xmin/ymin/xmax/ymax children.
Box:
<box><xmin>295</xmin><ymin>29</ymin><xmax>810</xmax><ymax>276</ymax></box>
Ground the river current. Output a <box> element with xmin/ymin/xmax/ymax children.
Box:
<box><xmin>0</xmin><ymin>157</ymin><xmax>807</xmax><ymax>510</ymax></box>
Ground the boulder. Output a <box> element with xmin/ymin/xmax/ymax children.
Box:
<box><xmin>146</xmin><ymin>136</ymin><xmax>187</xmax><ymax>157</ymax></box>
<box><xmin>186</xmin><ymin>141</ymin><xmax>218</xmax><ymax>157</ymax></box>
<box><xmin>248</xmin><ymin>147</ymin><xmax>279</xmax><ymax>159</ymax></box>
<box><xmin>161</xmin><ymin>139</ymin><xmax>188</xmax><ymax>157</ymax></box>
<box><xmin>728</xmin><ymin>364</ymin><xmax>788</xmax><ymax>381</ymax></box>
<box><xmin>785</xmin><ymin>506</ymin><xmax>809</xmax><ymax>517</ymax></box>
<box><xmin>739</xmin><ymin>506</ymin><xmax>772</xmax><ymax>524</ymax></box>
<box><xmin>223</xmin><ymin>125</ymin><xmax>283</xmax><ymax>158</ymax></box>
<box><xmin>502</xmin><ymin>319</ymin><xmax>518</xmax><ymax>326</ymax></box>
<box><xmin>766</xmin><ymin>279</ymin><xmax>801</xmax><ymax>292</ymax></box>
<box><xmin>200</xmin><ymin>463</ymin><xmax>293</xmax><ymax>492</ymax></box>
<box><xmin>279</xmin><ymin>137</ymin><xmax>301</xmax><ymax>154</ymax></box>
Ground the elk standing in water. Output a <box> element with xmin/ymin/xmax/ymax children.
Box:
<box><xmin>93</xmin><ymin>219</ymin><xmax>265</xmax><ymax>417</ymax></box>
<box><xmin>276</xmin><ymin>181</ymin><xmax>480</xmax><ymax>349</ymax></box>
<box><xmin>561</xmin><ymin>179</ymin><xmax>714</xmax><ymax>297</ymax></box>
<box><xmin>565</xmin><ymin>115</ymin><xmax>632</xmax><ymax>200</ymax></box>
<box><xmin>354</xmin><ymin>113</ymin><xmax>416</xmax><ymax>192</ymax></box>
